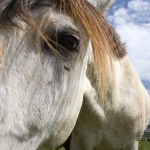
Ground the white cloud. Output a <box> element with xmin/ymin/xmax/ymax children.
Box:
<box><xmin>108</xmin><ymin>0</ymin><xmax>150</xmax><ymax>80</ymax></box>
<box><xmin>116</xmin><ymin>23</ymin><xmax>150</xmax><ymax>79</ymax></box>
<box><xmin>128</xmin><ymin>0</ymin><xmax>150</xmax><ymax>14</ymax></box>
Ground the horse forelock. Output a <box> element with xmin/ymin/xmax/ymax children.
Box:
<box><xmin>0</xmin><ymin>0</ymin><xmax>126</xmax><ymax>102</ymax></box>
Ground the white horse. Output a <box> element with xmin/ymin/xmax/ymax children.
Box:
<box><xmin>0</xmin><ymin>0</ymin><xmax>149</xmax><ymax>150</ymax></box>
<box><xmin>70</xmin><ymin>0</ymin><xmax>150</xmax><ymax>150</ymax></box>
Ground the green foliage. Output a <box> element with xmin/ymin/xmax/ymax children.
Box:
<box><xmin>139</xmin><ymin>141</ymin><xmax>150</xmax><ymax>150</ymax></box>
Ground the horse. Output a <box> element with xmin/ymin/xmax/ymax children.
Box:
<box><xmin>69</xmin><ymin>1</ymin><xmax>150</xmax><ymax>150</ymax></box>
<box><xmin>0</xmin><ymin>0</ymin><xmax>149</xmax><ymax>150</ymax></box>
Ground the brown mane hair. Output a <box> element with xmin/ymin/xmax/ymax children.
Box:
<box><xmin>0</xmin><ymin>0</ymin><xmax>126</xmax><ymax>103</ymax></box>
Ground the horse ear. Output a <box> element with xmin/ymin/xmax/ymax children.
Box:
<box><xmin>88</xmin><ymin>0</ymin><xmax>114</xmax><ymax>12</ymax></box>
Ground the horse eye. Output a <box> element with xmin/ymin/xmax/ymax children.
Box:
<box><xmin>42</xmin><ymin>32</ymin><xmax>79</xmax><ymax>53</ymax></box>
<box><xmin>58</xmin><ymin>33</ymin><xmax>79</xmax><ymax>51</ymax></box>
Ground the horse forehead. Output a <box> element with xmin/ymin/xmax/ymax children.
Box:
<box><xmin>48</xmin><ymin>12</ymin><xmax>77</xmax><ymax>29</ymax></box>
<box><xmin>32</xmin><ymin>7</ymin><xmax>77</xmax><ymax>30</ymax></box>
<box><xmin>35</xmin><ymin>0</ymin><xmax>55</xmax><ymax>5</ymax></box>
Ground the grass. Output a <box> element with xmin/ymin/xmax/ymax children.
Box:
<box><xmin>139</xmin><ymin>141</ymin><xmax>150</xmax><ymax>150</ymax></box>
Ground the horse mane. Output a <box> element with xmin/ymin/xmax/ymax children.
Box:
<box><xmin>0</xmin><ymin>0</ymin><xmax>126</xmax><ymax>102</ymax></box>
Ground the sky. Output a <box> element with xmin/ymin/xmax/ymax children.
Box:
<box><xmin>107</xmin><ymin>0</ymin><xmax>150</xmax><ymax>94</ymax></box>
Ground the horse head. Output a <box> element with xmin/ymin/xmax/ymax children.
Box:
<box><xmin>0</xmin><ymin>0</ymin><xmax>90</xmax><ymax>149</ymax></box>
<box><xmin>0</xmin><ymin>1</ymin><xmax>149</xmax><ymax>150</ymax></box>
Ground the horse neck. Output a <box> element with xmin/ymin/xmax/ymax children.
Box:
<box><xmin>86</xmin><ymin>55</ymin><xmax>150</xmax><ymax>110</ymax></box>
